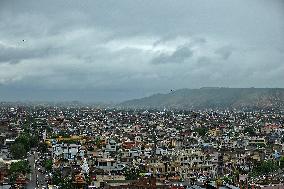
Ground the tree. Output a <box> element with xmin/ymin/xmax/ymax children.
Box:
<box><xmin>43</xmin><ymin>159</ymin><xmax>53</xmax><ymax>172</ymax></box>
<box><xmin>249</xmin><ymin>160</ymin><xmax>279</xmax><ymax>177</ymax></box>
<box><xmin>223</xmin><ymin>176</ymin><xmax>233</xmax><ymax>184</ymax></box>
<box><xmin>10</xmin><ymin>143</ymin><xmax>26</xmax><ymax>159</ymax></box>
<box><xmin>12</xmin><ymin>133</ymin><xmax>40</xmax><ymax>156</ymax></box>
<box><xmin>244</xmin><ymin>127</ymin><xmax>256</xmax><ymax>136</ymax></box>
<box><xmin>194</xmin><ymin>128</ymin><xmax>208</xmax><ymax>136</ymax></box>
<box><xmin>280</xmin><ymin>156</ymin><xmax>284</xmax><ymax>168</ymax></box>
<box><xmin>51</xmin><ymin>170</ymin><xmax>62</xmax><ymax>186</ymax></box>
<box><xmin>52</xmin><ymin>170</ymin><xmax>73</xmax><ymax>189</ymax></box>
<box><xmin>9</xmin><ymin>160</ymin><xmax>31</xmax><ymax>175</ymax></box>
<box><xmin>11</xmin><ymin>133</ymin><xmax>42</xmax><ymax>159</ymax></box>
<box><xmin>233</xmin><ymin>170</ymin><xmax>240</xmax><ymax>182</ymax></box>
<box><xmin>29</xmin><ymin>135</ymin><xmax>39</xmax><ymax>148</ymax></box>
<box><xmin>38</xmin><ymin>142</ymin><xmax>48</xmax><ymax>153</ymax></box>
<box><xmin>15</xmin><ymin>134</ymin><xmax>31</xmax><ymax>151</ymax></box>
<box><xmin>123</xmin><ymin>167</ymin><xmax>140</xmax><ymax>180</ymax></box>
<box><xmin>59</xmin><ymin>176</ymin><xmax>73</xmax><ymax>189</ymax></box>
<box><xmin>9</xmin><ymin>160</ymin><xmax>31</xmax><ymax>183</ymax></box>
<box><xmin>95</xmin><ymin>138</ymin><xmax>102</xmax><ymax>149</ymax></box>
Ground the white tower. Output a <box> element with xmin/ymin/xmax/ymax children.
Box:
<box><xmin>81</xmin><ymin>158</ymin><xmax>89</xmax><ymax>175</ymax></box>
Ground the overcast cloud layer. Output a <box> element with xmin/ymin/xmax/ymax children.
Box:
<box><xmin>0</xmin><ymin>0</ymin><xmax>284</xmax><ymax>102</ymax></box>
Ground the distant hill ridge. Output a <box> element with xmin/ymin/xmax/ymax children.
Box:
<box><xmin>120</xmin><ymin>88</ymin><xmax>284</xmax><ymax>110</ymax></box>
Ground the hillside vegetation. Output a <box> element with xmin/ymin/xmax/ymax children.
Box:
<box><xmin>120</xmin><ymin>88</ymin><xmax>284</xmax><ymax>110</ymax></box>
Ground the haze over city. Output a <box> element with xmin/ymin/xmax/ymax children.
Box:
<box><xmin>0</xmin><ymin>0</ymin><xmax>284</xmax><ymax>102</ymax></box>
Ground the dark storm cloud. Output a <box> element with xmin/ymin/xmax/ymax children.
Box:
<box><xmin>0</xmin><ymin>0</ymin><xmax>283</xmax><ymax>102</ymax></box>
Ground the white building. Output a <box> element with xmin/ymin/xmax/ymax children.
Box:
<box><xmin>52</xmin><ymin>143</ymin><xmax>84</xmax><ymax>160</ymax></box>
<box><xmin>95</xmin><ymin>158</ymin><xmax>125</xmax><ymax>171</ymax></box>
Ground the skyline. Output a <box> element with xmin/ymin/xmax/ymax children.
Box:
<box><xmin>0</xmin><ymin>0</ymin><xmax>284</xmax><ymax>102</ymax></box>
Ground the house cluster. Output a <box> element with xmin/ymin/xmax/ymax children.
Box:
<box><xmin>0</xmin><ymin>104</ymin><xmax>284</xmax><ymax>188</ymax></box>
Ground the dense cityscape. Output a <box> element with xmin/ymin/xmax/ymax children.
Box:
<box><xmin>1</xmin><ymin>104</ymin><xmax>284</xmax><ymax>188</ymax></box>
<box><xmin>1</xmin><ymin>0</ymin><xmax>284</xmax><ymax>188</ymax></box>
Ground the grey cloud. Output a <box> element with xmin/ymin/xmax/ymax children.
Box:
<box><xmin>153</xmin><ymin>35</ymin><xmax>206</xmax><ymax>47</ymax></box>
<box><xmin>215</xmin><ymin>46</ymin><xmax>234</xmax><ymax>60</ymax></box>
<box><xmin>153</xmin><ymin>35</ymin><xmax>178</xmax><ymax>46</ymax></box>
<box><xmin>0</xmin><ymin>0</ymin><xmax>283</xmax><ymax>102</ymax></box>
<box><xmin>197</xmin><ymin>57</ymin><xmax>212</xmax><ymax>67</ymax></box>
<box><xmin>0</xmin><ymin>44</ymin><xmax>59</xmax><ymax>64</ymax></box>
<box><xmin>151</xmin><ymin>46</ymin><xmax>194</xmax><ymax>65</ymax></box>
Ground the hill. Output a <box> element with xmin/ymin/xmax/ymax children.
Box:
<box><xmin>120</xmin><ymin>88</ymin><xmax>284</xmax><ymax>110</ymax></box>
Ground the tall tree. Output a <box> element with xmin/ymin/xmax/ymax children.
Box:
<box><xmin>10</xmin><ymin>143</ymin><xmax>26</xmax><ymax>159</ymax></box>
<box><xmin>15</xmin><ymin>134</ymin><xmax>31</xmax><ymax>151</ymax></box>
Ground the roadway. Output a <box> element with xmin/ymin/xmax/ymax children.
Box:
<box><xmin>26</xmin><ymin>151</ymin><xmax>48</xmax><ymax>189</ymax></box>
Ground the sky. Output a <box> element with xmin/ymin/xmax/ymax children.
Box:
<box><xmin>0</xmin><ymin>0</ymin><xmax>284</xmax><ymax>102</ymax></box>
